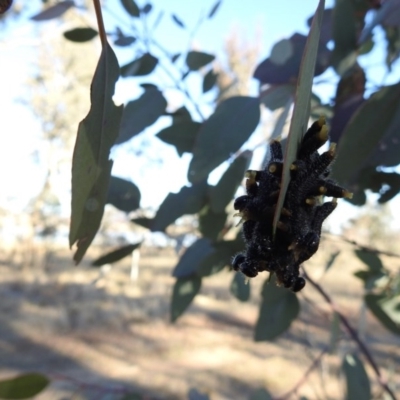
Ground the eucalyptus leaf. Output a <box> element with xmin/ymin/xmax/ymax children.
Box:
<box><xmin>203</xmin><ymin>69</ymin><xmax>218</xmax><ymax>93</ymax></box>
<box><xmin>188</xmin><ymin>96</ymin><xmax>260</xmax><ymax>183</ymax></box>
<box><xmin>120</xmin><ymin>0</ymin><xmax>140</xmax><ymax>17</ymax></box>
<box><xmin>69</xmin><ymin>43</ymin><xmax>123</xmax><ymax>264</ymax></box>
<box><xmin>156</xmin><ymin>121</ymin><xmax>201</xmax><ymax>156</ymax></box>
<box><xmin>92</xmin><ymin>242</ymin><xmax>142</xmax><ymax>267</ymax></box>
<box><xmin>63</xmin><ymin>27</ymin><xmax>98</xmax><ymax>43</ymax></box>
<box><xmin>272</xmin><ymin>0</ymin><xmax>325</xmax><ymax>237</ymax></box>
<box><xmin>250</xmin><ymin>388</ymin><xmax>273</xmax><ymax>400</ymax></box>
<box><xmin>152</xmin><ymin>181</ymin><xmax>209</xmax><ymax>232</ymax></box>
<box><xmin>198</xmin><ymin>205</ymin><xmax>227</xmax><ymax>240</ymax></box>
<box><xmin>121</xmin><ymin>53</ymin><xmax>158</xmax><ymax>77</ymax></box>
<box><xmin>186</xmin><ymin>51</ymin><xmax>215</xmax><ymax>71</ymax></box>
<box><xmin>365</xmin><ymin>293</ymin><xmax>400</xmax><ymax>335</ymax></box>
<box><xmin>106</xmin><ymin>176</ymin><xmax>140</xmax><ymax>212</ymax></box>
<box><xmin>342</xmin><ymin>353</ymin><xmax>371</xmax><ymax>400</ymax></box>
<box><xmin>254</xmin><ymin>277</ymin><xmax>300</xmax><ymax>341</ymax></box>
<box><xmin>332</xmin><ymin>83</ymin><xmax>400</xmax><ymax>184</ymax></box>
<box><xmin>230</xmin><ymin>272</ymin><xmax>250</xmax><ymax>302</ymax></box>
<box><xmin>209</xmin><ymin>151</ymin><xmax>251</xmax><ymax>213</ymax></box>
<box><xmin>31</xmin><ymin>1</ymin><xmax>74</xmax><ymax>21</ymax></box>
<box><xmin>117</xmin><ymin>87</ymin><xmax>167</xmax><ymax>144</ymax></box>
<box><xmin>171</xmin><ymin>276</ymin><xmax>202</xmax><ymax>322</ymax></box>
<box><xmin>0</xmin><ymin>373</ymin><xmax>49</xmax><ymax>399</ymax></box>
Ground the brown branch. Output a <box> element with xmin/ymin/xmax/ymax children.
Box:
<box><xmin>303</xmin><ymin>270</ymin><xmax>397</xmax><ymax>400</ymax></box>
<box><xmin>275</xmin><ymin>347</ymin><xmax>327</xmax><ymax>400</ymax></box>
<box><xmin>93</xmin><ymin>0</ymin><xmax>107</xmax><ymax>48</ymax></box>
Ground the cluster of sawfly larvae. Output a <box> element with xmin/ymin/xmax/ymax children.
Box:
<box><xmin>232</xmin><ymin>117</ymin><xmax>352</xmax><ymax>292</ymax></box>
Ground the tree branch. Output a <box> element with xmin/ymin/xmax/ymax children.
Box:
<box><xmin>93</xmin><ymin>0</ymin><xmax>107</xmax><ymax>48</ymax></box>
<box><xmin>303</xmin><ymin>270</ymin><xmax>397</xmax><ymax>400</ymax></box>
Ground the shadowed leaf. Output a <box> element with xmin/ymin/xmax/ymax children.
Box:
<box><xmin>209</xmin><ymin>152</ymin><xmax>251</xmax><ymax>213</ymax></box>
<box><xmin>117</xmin><ymin>87</ymin><xmax>167</xmax><ymax>144</ymax></box>
<box><xmin>273</xmin><ymin>0</ymin><xmax>325</xmax><ymax>237</ymax></box>
<box><xmin>114</xmin><ymin>34</ymin><xmax>136</xmax><ymax>47</ymax></box>
<box><xmin>171</xmin><ymin>276</ymin><xmax>202</xmax><ymax>322</ymax></box>
<box><xmin>173</xmin><ymin>238</ymin><xmax>214</xmax><ymax>278</ymax></box>
<box><xmin>92</xmin><ymin>243</ymin><xmax>141</xmax><ymax>267</ymax></box>
<box><xmin>203</xmin><ymin>69</ymin><xmax>218</xmax><ymax>93</ymax></box>
<box><xmin>152</xmin><ymin>182</ymin><xmax>209</xmax><ymax>232</ymax></box>
<box><xmin>0</xmin><ymin>373</ymin><xmax>49</xmax><ymax>399</ymax></box>
<box><xmin>325</xmin><ymin>250</ymin><xmax>340</xmax><ymax>273</ymax></box>
<box><xmin>208</xmin><ymin>0</ymin><xmax>222</xmax><ymax>18</ymax></box>
<box><xmin>63</xmin><ymin>27</ymin><xmax>98</xmax><ymax>42</ymax></box>
<box><xmin>131</xmin><ymin>217</ymin><xmax>153</xmax><ymax>229</ymax></box>
<box><xmin>250</xmin><ymin>388</ymin><xmax>273</xmax><ymax>400</ymax></box>
<box><xmin>189</xmin><ymin>96</ymin><xmax>260</xmax><ymax>183</ymax></box>
<box><xmin>141</xmin><ymin>3</ymin><xmax>152</xmax><ymax>14</ymax></box>
<box><xmin>355</xmin><ymin>250</ymin><xmax>384</xmax><ymax>272</ymax></box>
<box><xmin>69</xmin><ymin>43</ymin><xmax>123</xmax><ymax>264</ymax></box>
<box><xmin>260</xmin><ymin>84</ymin><xmax>295</xmax><ymax>111</ymax></box>
<box><xmin>172</xmin><ymin>13</ymin><xmax>185</xmax><ymax>28</ymax></box>
<box><xmin>342</xmin><ymin>354</ymin><xmax>371</xmax><ymax>400</ymax></box>
<box><xmin>331</xmin><ymin>83</ymin><xmax>400</xmax><ymax>184</ymax></box>
<box><xmin>121</xmin><ymin>53</ymin><xmax>158</xmax><ymax>77</ymax></box>
<box><xmin>106</xmin><ymin>176</ymin><xmax>140</xmax><ymax>212</ymax></box>
<box><xmin>365</xmin><ymin>293</ymin><xmax>400</xmax><ymax>335</ymax></box>
<box><xmin>121</xmin><ymin>0</ymin><xmax>140</xmax><ymax>17</ymax></box>
<box><xmin>156</xmin><ymin>121</ymin><xmax>201</xmax><ymax>156</ymax></box>
<box><xmin>255</xmin><ymin>277</ymin><xmax>300</xmax><ymax>341</ymax></box>
<box><xmin>186</xmin><ymin>51</ymin><xmax>215</xmax><ymax>71</ymax></box>
<box><xmin>198</xmin><ymin>205</ymin><xmax>227</xmax><ymax>240</ymax></box>
<box><xmin>31</xmin><ymin>0</ymin><xmax>74</xmax><ymax>21</ymax></box>
<box><xmin>230</xmin><ymin>272</ymin><xmax>250</xmax><ymax>302</ymax></box>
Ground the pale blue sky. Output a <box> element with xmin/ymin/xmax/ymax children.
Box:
<box><xmin>1</xmin><ymin>0</ymin><xmax>399</xmax><ymax>233</ymax></box>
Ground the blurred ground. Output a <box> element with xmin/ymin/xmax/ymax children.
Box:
<box><xmin>0</xmin><ymin>237</ymin><xmax>399</xmax><ymax>400</ymax></box>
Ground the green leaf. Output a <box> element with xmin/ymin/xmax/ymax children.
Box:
<box><xmin>342</xmin><ymin>354</ymin><xmax>371</xmax><ymax>400</ymax></box>
<box><xmin>365</xmin><ymin>293</ymin><xmax>400</xmax><ymax>335</ymax></box>
<box><xmin>332</xmin><ymin>0</ymin><xmax>358</xmax><ymax>75</ymax></box>
<box><xmin>186</xmin><ymin>51</ymin><xmax>215</xmax><ymax>71</ymax></box>
<box><xmin>188</xmin><ymin>96</ymin><xmax>260</xmax><ymax>183</ymax></box>
<box><xmin>120</xmin><ymin>53</ymin><xmax>158</xmax><ymax>77</ymax></box>
<box><xmin>173</xmin><ymin>238</ymin><xmax>214</xmax><ymax>278</ymax></box>
<box><xmin>325</xmin><ymin>250</ymin><xmax>340</xmax><ymax>273</ymax></box>
<box><xmin>208</xmin><ymin>0</ymin><xmax>222</xmax><ymax>19</ymax></box>
<box><xmin>117</xmin><ymin>87</ymin><xmax>167</xmax><ymax>144</ymax></box>
<box><xmin>250</xmin><ymin>388</ymin><xmax>273</xmax><ymax>400</ymax></box>
<box><xmin>203</xmin><ymin>69</ymin><xmax>218</xmax><ymax>93</ymax></box>
<box><xmin>230</xmin><ymin>272</ymin><xmax>250</xmax><ymax>302</ymax></box>
<box><xmin>152</xmin><ymin>182</ymin><xmax>209</xmax><ymax>232</ymax></box>
<box><xmin>354</xmin><ymin>250</ymin><xmax>384</xmax><ymax>272</ymax></box>
<box><xmin>120</xmin><ymin>0</ymin><xmax>140</xmax><ymax>17</ymax></box>
<box><xmin>188</xmin><ymin>388</ymin><xmax>210</xmax><ymax>400</ymax></box>
<box><xmin>269</xmin><ymin>98</ymin><xmax>292</xmax><ymax>141</ymax></box>
<box><xmin>332</xmin><ymin>83</ymin><xmax>400</xmax><ymax>184</ymax></box>
<box><xmin>0</xmin><ymin>373</ymin><xmax>49</xmax><ymax>399</ymax></box>
<box><xmin>69</xmin><ymin>43</ymin><xmax>123</xmax><ymax>264</ymax></box>
<box><xmin>259</xmin><ymin>84</ymin><xmax>295</xmax><ymax>111</ymax></box>
<box><xmin>209</xmin><ymin>152</ymin><xmax>251</xmax><ymax>213</ymax></box>
<box><xmin>156</xmin><ymin>121</ymin><xmax>201</xmax><ymax>156</ymax></box>
<box><xmin>63</xmin><ymin>27</ymin><xmax>98</xmax><ymax>42</ymax></box>
<box><xmin>169</xmin><ymin>106</ymin><xmax>192</xmax><ymax>123</ymax></box>
<box><xmin>171</xmin><ymin>276</ymin><xmax>202</xmax><ymax>322</ymax></box>
<box><xmin>31</xmin><ymin>1</ymin><xmax>74</xmax><ymax>21</ymax></box>
<box><xmin>106</xmin><ymin>176</ymin><xmax>140</xmax><ymax>212</ymax></box>
<box><xmin>196</xmin><ymin>241</ymin><xmax>234</xmax><ymax>277</ymax></box>
<box><xmin>172</xmin><ymin>14</ymin><xmax>185</xmax><ymax>28</ymax></box>
<box><xmin>198</xmin><ymin>205</ymin><xmax>227</xmax><ymax>240</ymax></box>
<box><xmin>92</xmin><ymin>242</ymin><xmax>141</xmax><ymax>267</ymax></box>
<box><xmin>272</xmin><ymin>0</ymin><xmax>325</xmax><ymax>237</ymax></box>
<box><xmin>254</xmin><ymin>277</ymin><xmax>300</xmax><ymax>341</ymax></box>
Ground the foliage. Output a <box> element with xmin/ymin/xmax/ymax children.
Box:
<box><xmin>15</xmin><ymin>0</ymin><xmax>400</xmax><ymax>398</ymax></box>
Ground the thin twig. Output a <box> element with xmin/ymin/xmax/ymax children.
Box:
<box><xmin>303</xmin><ymin>270</ymin><xmax>398</xmax><ymax>400</ymax></box>
<box><xmin>275</xmin><ymin>348</ymin><xmax>328</xmax><ymax>400</ymax></box>
<box><xmin>93</xmin><ymin>0</ymin><xmax>107</xmax><ymax>48</ymax></box>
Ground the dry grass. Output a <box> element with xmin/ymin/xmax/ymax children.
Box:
<box><xmin>0</xmin><ymin>238</ymin><xmax>399</xmax><ymax>400</ymax></box>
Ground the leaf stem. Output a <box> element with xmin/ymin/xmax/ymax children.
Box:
<box><xmin>93</xmin><ymin>0</ymin><xmax>107</xmax><ymax>48</ymax></box>
<box><xmin>303</xmin><ymin>270</ymin><xmax>397</xmax><ymax>400</ymax></box>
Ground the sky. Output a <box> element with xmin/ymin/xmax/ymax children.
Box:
<box><xmin>1</xmin><ymin>0</ymin><xmax>400</xmax><ymax>236</ymax></box>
